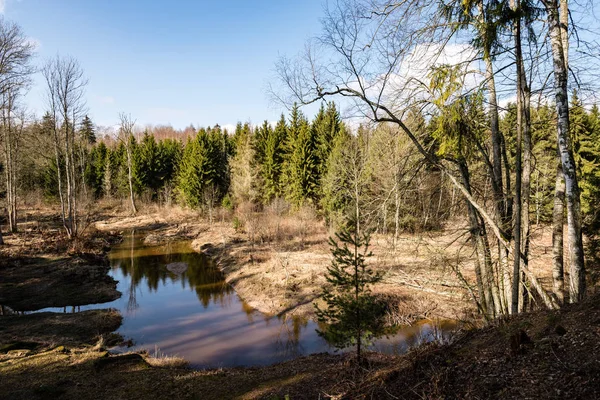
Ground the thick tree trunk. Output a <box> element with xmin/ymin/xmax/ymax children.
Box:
<box><xmin>551</xmin><ymin>0</ymin><xmax>569</xmax><ymax>305</ymax></box>
<box><xmin>545</xmin><ymin>0</ymin><xmax>586</xmax><ymax>302</ymax></box>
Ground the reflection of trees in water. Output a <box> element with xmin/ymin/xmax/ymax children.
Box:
<box><xmin>127</xmin><ymin>231</ymin><xmax>139</xmax><ymax>313</ymax></box>
<box><xmin>111</xmin><ymin>239</ymin><xmax>234</xmax><ymax>310</ymax></box>
<box><xmin>273</xmin><ymin>314</ymin><xmax>310</xmax><ymax>360</ymax></box>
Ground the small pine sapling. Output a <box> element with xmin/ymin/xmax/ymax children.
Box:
<box><xmin>315</xmin><ymin>221</ymin><xmax>386</xmax><ymax>364</ymax></box>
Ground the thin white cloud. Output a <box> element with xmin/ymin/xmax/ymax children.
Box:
<box><xmin>0</xmin><ymin>0</ymin><xmax>6</xmax><ymax>13</ymax></box>
<box><xmin>97</xmin><ymin>95</ymin><xmax>115</xmax><ymax>105</ymax></box>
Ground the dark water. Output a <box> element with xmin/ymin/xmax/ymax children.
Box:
<box><xmin>39</xmin><ymin>233</ymin><xmax>455</xmax><ymax>368</ymax></box>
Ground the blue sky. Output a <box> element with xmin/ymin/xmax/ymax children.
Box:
<box><xmin>3</xmin><ymin>0</ymin><xmax>325</xmax><ymax>129</ymax></box>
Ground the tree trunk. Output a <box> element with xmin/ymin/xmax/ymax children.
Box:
<box><xmin>552</xmin><ymin>162</ymin><xmax>565</xmax><ymax>303</ymax></box>
<box><xmin>511</xmin><ymin>3</ymin><xmax>524</xmax><ymax>314</ymax></box>
<box><xmin>52</xmin><ymin>123</ymin><xmax>68</xmax><ymax>236</ymax></box>
<box><xmin>482</xmin><ymin>26</ymin><xmax>509</xmax><ymax>313</ymax></box>
<box><xmin>519</xmin><ymin>54</ymin><xmax>533</xmax><ymax>313</ymax></box>
<box><xmin>545</xmin><ymin>0</ymin><xmax>586</xmax><ymax>302</ymax></box>
<box><xmin>459</xmin><ymin>160</ymin><xmax>495</xmax><ymax>317</ymax></box>
<box><xmin>551</xmin><ymin>0</ymin><xmax>569</xmax><ymax>305</ymax></box>
<box><xmin>126</xmin><ymin>142</ymin><xmax>137</xmax><ymax>215</ymax></box>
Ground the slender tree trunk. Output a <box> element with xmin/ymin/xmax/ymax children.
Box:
<box><xmin>482</xmin><ymin>22</ymin><xmax>509</xmax><ymax>313</ymax></box>
<box><xmin>126</xmin><ymin>142</ymin><xmax>137</xmax><ymax>215</ymax></box>
<box><xmin>519</xmin><ymin>55</ymin><xmax>533</xmax><ymax>312</ymax></box>
<box><xmin>52</xmin><ymin>125</ymin><xmax>68</xmax><ymax>235</ymax></box>
<box><xmin>545</xmin><ymin>0</ymin><xmax>586</xmax><ymax>302</ymax></box>
<box><xmin>552</xmin><ymin>162</ymin><xmax>566</xmax><ymax>303</ymax></box>
<box><xmin>459</xmin><ymin>160</ymin><xmax>495</xmax><ymax>317</ymax></box>
<box><xmin>511</xmin><ymin>3</ymin><xmax>524</xmax><ymax>314</ymax></box>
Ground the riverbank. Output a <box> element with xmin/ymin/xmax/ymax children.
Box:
<box><xmin>2</xmin><ymin>291</ymin><xmax>599</xmax><ymax>399</ymax></box>
<box><xmin>1</xmin><ymin>204</ymin><xmax>599</xmax><ymax>398</ymax></box>
<box><xmin>95</xmin><ymin>204</ymin><xmax>478</xmax><ymax>322</ymax></box>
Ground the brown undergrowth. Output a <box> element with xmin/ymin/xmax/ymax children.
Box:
<box><xmin>1</xmin><ymin>294</ymin><xmax>599</xmax><ymax>399</ymax></box>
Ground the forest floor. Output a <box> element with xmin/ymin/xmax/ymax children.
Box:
<box><xmin>2</xmin><ymin>286</ymin><xmax>599</xmax><ymax>399</ymax></box>
<box><xmin>1</xmin><ymin>202</ymin><xmax>599</xmax><ymax>399</ymax></box>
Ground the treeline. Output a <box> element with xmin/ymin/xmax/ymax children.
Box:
<box><xmin>23</xmin><ymin>92</ymin><xmax>598</xmax><ymax>241</ymax></box>
<box><xmin>75</xmin><ymin>103</ymin><xmax>447</xmax><ymax>234</ymax></box>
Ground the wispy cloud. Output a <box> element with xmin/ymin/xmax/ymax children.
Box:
<box><xmin>97</xmin><ymin>95</ymin><xmax>115</xmax><ymax>105</ymax></box>
<box><xmin>0</xmin><ymin>0</ymin><xmax>6</xmax><ymax>13</ymax></box>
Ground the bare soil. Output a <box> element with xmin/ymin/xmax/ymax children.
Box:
<box><xmin>0</xmin><ymin>227</ymin><xmax>121</xmax><ymax>312</ymax></box>
<box><xmin>94</xmin><ymin>206</ymin><xmax>479</xmax><ymax>322</ymax></box>
<box><xmin>1</xmin><ymin>204</ymin><xmax>599</xmax><ymax>399</ymax></box>
<box><xmin>1</xmin><ymin>294</ymin><xmax>599</xmax><ymax>399</ymax></box>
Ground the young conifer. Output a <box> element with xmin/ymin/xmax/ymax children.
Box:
<box><xmin>315</xmin><ymin>220</ymin><xmax>386</xmax><ymax>364</ymax></box>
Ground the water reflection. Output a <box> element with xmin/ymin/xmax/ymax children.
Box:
<box><xmin>107</xmin><ymin>233</ymin><xmax>321</xmax><ymax>367</ymax></box>
<box><xmin>33</xmin><ymin>232</ymin><xmax>456</xmax><ymax>368</ymax></box>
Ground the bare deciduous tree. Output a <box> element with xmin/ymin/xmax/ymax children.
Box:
<box><xmin>0</xmin><ymin>18</ymin><xmax>35</xmax><ymax>241</ymax></box>
<box><xmin>42</xmin><ymin>55</ymin><xmax>88</xmax><ymax>239</ymax></box>
<box><xmin>118</xmin><ymin>112</ymin><xmax>138</xmax><ymax>215</ymax></box>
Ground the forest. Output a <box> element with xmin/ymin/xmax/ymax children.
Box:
<box><xmin>2</xmin><ymin>0</ymin><xmax>600</xmax><ymax>399</ymax></box>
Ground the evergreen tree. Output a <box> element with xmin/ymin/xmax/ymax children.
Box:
<box><xmin>315</xmin><ymin>221</ymin><xmax>386</xmax><ymax>364</ymax></box>
<box><xmin>176</xmin><ymin>128</ymin><xmax>229</xmax><ymax>208</ymax></box>
<box><xmin>285</xmin><ymin>118</ymin><xmax>320</xmax><ymax>206</ymax></box>
<box><xmin>79</xmin><ymin>115</ymin><xmax>96</xmax><ymax>145</ymax></box>
<box><xmin>321</xmin><ymin>128</ymin><xmax>353</xmax><ymax>226</ymax></box>
<box><xmin>135</xmin><ymin>132</ymin><xmax>162</xmax><ymax>198</ymax></box>
<box><xmin>261</xmin><ymin>114</ymin><xmax>287</xmax><ymax>203</ymax></box>
<box><xmin>85</xmin><ymin>142</ymin><xmax>107</xmax><ymax>198</ymax></box>
<box><xmin>253</xmin><ymin>120</ymin><xmax>272</xmax><ymax>166</ymax></box>
<box><xmin>571</xmin><ymin>95</ymin><xmax>600</xmax><ymax>231</ymax></box>
<box><xmin>230</xmin><ymin>124</ymin><xmax>260</xmax><ymax>205</ymax></box>
<box><xmin>313</xmin><ymin>102</ymin><xmax>344</xmax><ymax>198</ymax></box>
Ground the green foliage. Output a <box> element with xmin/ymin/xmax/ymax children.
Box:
<box><xmin>429</xmin><ymin>65</ymin><xmax>486</xmax><ymax>161</ymax></box>
<box><xmin>315</xmin><ymin>222</ymin><xmax>386</xmax><ymax>362</ymax></box>
<box><xmin>176</xmin><ymin>127</ymin><xmax>229</xmax><ymax>208</ymax></box>
<box><xmin>79</xmin><ymin>115</ymin><xmax>96</xmax><ymax>145</ymax></box>
<box><xmin>260</xmin><ymin>115</ymin><xmax>287</xmax><ymax>202</ymax></box>
<box><xmin>320</xmin><ymin>128</ymin><xmax>353</xmax><ymax>226</ymax></box>
<box><xmin>570</xmin><ymin>92</ymin><xmax>600</xmax><ymax>232</ymax></box>
<box><xmin>285</xmin><ymin>118</ymin><xmax>320</xmax><ymax>206</ymax></box>
<box><xmin>85</xmin><ymin>142</ymin><xmax>108</xmax><ymax>198</ymax></box>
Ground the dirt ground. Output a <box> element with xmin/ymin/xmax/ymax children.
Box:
<box><xmin>93</xmin><ymin>205</ymin><xmax>480</xmax><ymax>322</ymax></box>
<box><xmin>93</xmin><ymin>204</ymin><xmax>572</xmax><ymax>324</ymax></box>
<box><xmin>1</xmin><ymin>203</ymin><xmax>599</xmax><ymax>399</ymax></box>
<box><xmin>1</xmin><ymin>293</ymin><xmax>599</xmax><ymax>400</ymax></box>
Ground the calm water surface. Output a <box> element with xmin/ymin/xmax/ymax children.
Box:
<box><xmin>43</xmin><ymin>233</ymin><xmax>455</xmax><ymax>368</ymax></box>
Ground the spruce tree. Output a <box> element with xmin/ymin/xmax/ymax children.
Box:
<box><xmin>79</xmin><ymin>115</ymin><xmax>96</xmax><ymax>145</ymax></box>
<box><xmin>285</xmin><ymin>118</ymin><xmax>320</xmax><ymax>206</ymax></box>
<box><xmin>571</xmin><ymin>96</ymin><xmax>600</xmax><ymax>230</ymax></box>
<box><xmin>315</xmin><ymin>221</ymin><xmax>386</xmax><ymax>364</ymax></box>
<box><xmin>176</xmin><ymin>128</ymin><xmax>229</xmax><ymax>208</ymax></box>
<box><xmin>261</xmin><ymin>114</ymin><xmax>287</xmax><ymax>203</ymax></box>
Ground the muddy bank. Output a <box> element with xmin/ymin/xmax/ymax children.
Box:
<box><xmin>0</xmin><ymin>309</ymin><xmax>122</xmax><ymax>350</ymax></box>
<box><xmin>95</xmin><ymin>209</ymin><xmax>474</xmax><ymax>321</ymax></box>
<box><xmin>192</xmin><ymin>227</ymin><xmax>472</xmax><ymax>322</ymax></box>
<box><xmin>0</xmin><ymin>261</ymin><xmax>120</xmax><ymax>312</ymax></box>
<box><xmin>2</xmin><ymin>293</ymin><xmax>600</xmax><ymax>399</ymax></box>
